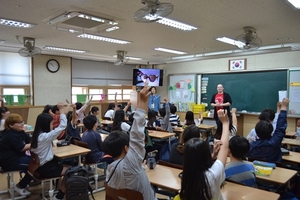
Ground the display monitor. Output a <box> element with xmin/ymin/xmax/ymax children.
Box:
<box><xmin>132</xmin><ymin>68</ymin><xmax>163</xmax><ymax>86</ymax></box>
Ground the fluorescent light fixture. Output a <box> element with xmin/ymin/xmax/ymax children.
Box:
<box><xmin>154</xmin><ymin>47</ymin><xmax>187</xmax><ymax>55</ymax></box>
<box><xmin>284</xmin><ymin>0</ymin><xmax>300</xmax><ymax>9</ymax></box>
<box><xmin>172</xmin><ymin>55</ymin><xmax>195</xmax><ymax>60</ymax></box>
<box><xmin>216</xmin><ymin>37</ymin><xmax>245</xmax><ymax>48</ymax></box>
<box><xmin>113</xmin><ymin>55</ymin><xmax>142</xmax><ymax>60</ymax></box>
<box><xmin>106</xmin><ymin>26</ymin><xmax>119</xmax><ymax>32</ymax></box>
<box><xmin>0</xmin><ymin>18</ymin><xmax>35</xmax><ymax>28</ymax></box>
<box><xmin>144</xmin><ymin>15</ymin><xmax>197</xmax><ymax>31</ymax></box>
<box><xmin>78</xmin><ymin>33</ymin><xmax>131</xmax><ymax>44</ymax></box>
<box><xmin>44</xmin><ymin>46</ymin><xmax>86</xmax><ymax>53</ymax></box>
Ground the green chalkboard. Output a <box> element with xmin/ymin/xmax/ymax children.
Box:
<box><xmin>201</xmin><ymin>70</ymin><xmax>287</xmax><ymax>112</ymax></box>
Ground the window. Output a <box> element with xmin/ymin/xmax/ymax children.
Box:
<box><xmin>2</xmin><ymin>88</ymin><xmax>26</xmax><ymax>103</ymax></box>
<box><xmin>89</xmin><ymin>89</ymin><xmax>104</xmax><ymax>101</ymax></box>
<box><xmin>107</xmin><ymin>89</ymin><xmax>122</xmax><ymax>101</ymax></box>
<box><xmin>123</xmin><ymin>89</ymin><xmax>132</xmax><ymax>100</ymax></box>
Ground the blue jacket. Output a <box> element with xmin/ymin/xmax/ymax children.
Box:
<box><xmin>148</xmin><ymin>94</ymin><xmax>161</xmax><ymax>112</ymax></box>
<box><xmin>249</xmin><ymin>110</ymin><xmax>287</xmax><ymax>162</ymax></box>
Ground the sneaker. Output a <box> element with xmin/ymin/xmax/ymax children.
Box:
<box><xmin>14</xmin><ymin>185</ymin><xmax>31</xmax><ymax>196</ymax></box>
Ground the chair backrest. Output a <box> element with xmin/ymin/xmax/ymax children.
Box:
<box><xmin>145</xmin><ymin>127</ymin><xmax>156</xmax><ymax>131</ymax></box>
<box><xmin>73</xmin><ymin>140</ymin><xmax>89</xmax><ymax>149</ymax></box>
<box><xmin>28</xmin><ymin>151</ymin><xmax>41</xmax><ymax>179</ymax></box>
<box><xmin>158</xmin><ymin>160</ymin><xmax>183</xmax><ymax>170</ymax></box>
<box><xmin>104</xmin><ymin>182</ymin><xmax>143</xmax><ymax>200</ymax></box>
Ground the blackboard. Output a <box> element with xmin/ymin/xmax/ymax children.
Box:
<box><xmin>201</xmin><ymin>70</ymin><xmax>287</xmax><ymax>112</ymax></box>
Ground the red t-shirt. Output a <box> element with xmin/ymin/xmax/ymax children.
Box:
<box><xmin>215</xmin><ymin>93</ymin><xmax>224</xmax><ymax>112</ymax></box>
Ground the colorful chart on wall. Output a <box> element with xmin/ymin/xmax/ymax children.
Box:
<box><xmin>169</xmin><ymin>75</ymin><xmax>196</xmax><ymax>103</ymax></box>
<box><xmin>289</xmin><ymin>70</ymin><xmax>300</xmax><ymax>114</ymax></box>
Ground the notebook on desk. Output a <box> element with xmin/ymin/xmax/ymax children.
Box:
<box><xmin>281</xmin><ymin>147</ymin><xmax>290</xmax><ymax>155</ymax></box>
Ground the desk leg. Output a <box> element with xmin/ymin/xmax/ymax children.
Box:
<box><xmin>169</xmin><ymin>137</ymin><xmax>171</xmax><ymax>145</ymax></box>
<box><xmin>78</xmin><ymin>155</ymin><xmax>81</xmax><ymax>166</ymax></box>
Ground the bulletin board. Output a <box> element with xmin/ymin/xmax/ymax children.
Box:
<box><xmin>289</xmin><ymin>70</ymin><xmax>300</xmax><ymax>114</ymax></box>
<box><xmin>169</xmin><ymin>75</ymin><xmax>196</xmax><ymax>103</ymax></box>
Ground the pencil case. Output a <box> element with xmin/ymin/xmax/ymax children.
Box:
<box><xmin>253</xmin><ymin>160</ymin><xmax>276</xmax><ymax>169</ymax></box>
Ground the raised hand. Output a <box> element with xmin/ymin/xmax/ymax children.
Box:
<box><xmin>217</xmin><ymin>109</ymin><xmax>229</xmax><ymax>124</ymax></box>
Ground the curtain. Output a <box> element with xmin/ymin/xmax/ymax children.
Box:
<box><xmin>18</xmin><ymin>95</ymin><xmax>27</xmax><ymax>105</ymax></box>
<box><xmin>76</xmin><ymin>94</ymin><xmax>87</xmax><ymax>103</ymax></box>
<box><xmin>4</xmin><ymin>95</ymin><xmax>14</xmax><ymax>106</ymax></box>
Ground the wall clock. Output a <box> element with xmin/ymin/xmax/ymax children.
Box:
<box><xmin>46</xmin><ymin>59</ymin><xmax>60</xmax><ymax>73</ymax></box>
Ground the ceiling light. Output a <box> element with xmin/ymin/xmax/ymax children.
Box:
<box><xmin>44</xmin><ymin>46</ymin><xmax>86</xmax><ymax>53</ymax></box>
<box><xmin>216</xmin><ymin>37</ymin><xmax>245</xmax><ymax>48</ymax></box>
<box><xmin>154</xmin><ymin>47</ymin><xmax>187</xmax><ymax>55</ymax></box>
<box><xmin>113</xmin><ymin>55</ymin><xmax>142</xmax><ymax>60</ymax></box>
<box><xmin>284</xmin><ymin>0</ymin><xmax>300</xmax><ymax>9</ymax></box>
<box><xmin>172</xmin><ymin>55</ymin><xmax>195</xmax><ymax>60</ymax></box>
<box><xmin>144</xmin><ymin>15</ymin><xmax>197</xmax><ymax>31</ymax></box>
<box><xmin>78</xmin><ymin>33</ymin><xmax>131</xmax><ymax>44</ymax></box>
<box><xmin>106</xmin><ymin>26</ymin><xmax>119</xmax><ymax>32</ymax></box>
<box><xmin>0</xmin><ymin>18</ymin><xmax>35</xmax><ymax>28</ymax></box>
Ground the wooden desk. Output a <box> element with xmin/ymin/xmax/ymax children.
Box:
<box><xmin>282</xmin><ymin>151</ymin><xmax>300</xmax><ymax>164</ymax></box>
<box><xmin>285</xmin><ymin>132</ymin><xmax>296</xmax><ymax>138</ymax></box>
<box><xmin>148</xmin><ymin>130</ymin><xmax>175</xmax><ymax>144</ymax></box>
<box><xmin>282</xmin><ymin>138</ymin><xmax>300</xmax><ymax>149</ymax></box>
<box><xmin>146</xmin><ymin>165</ymin><xmax>279</xmax><ymax>200</ymax></box>
<box><xmin>198</xmin><ymin>124</ymin><xmax>216</xmax><ymax>130</ymax></box>
<box><xmin>173</xmin><ymin>127</ymin><xmax>184</xmax><ymax>133</ymax></box>
<box><xmin>101</xmin><ymin>120</ymin><xmax>113</xmax><ymax>125</ymax></box>
<box><xmin>53</xmin><ymin>144</ymin><xmax>90</xmax><ymax>165</ymax></box>
<box><xmin>100</xmin><ymin>133</ymin><xmax>108</xmax><ymax>141</ymax></box>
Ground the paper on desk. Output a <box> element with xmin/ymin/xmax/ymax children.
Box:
<box><xmin>278</xmin><ymin>90</ymin><xmax>287</xmax><ymax>102</ymax></box>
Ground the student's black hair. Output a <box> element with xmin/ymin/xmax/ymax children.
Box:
<box><xmin>75</xmin><ymin>102</ymin><xmax>83</xmax><ymax>110</ymax></box>
<box><xmin>147</xmin><ymin>110</ymin><xmax>157</xmax><ymax>127</ymax></box>
<box><xmin>111</xmin><ymin>110</ymin><xmax>125</xmax><ymax>132</ymax></box>
<box><xmin>185</xmin><ymin>111</ymin><xmax>195</xmax><ymax>126</ymax></box>
<box><xmin>102</xmin><ymin>130</ymin><xmax>129</xmax><ymax>158</ymax></box>
<box><xmin>31</xmin><ymin>113</ymin><xmax>53</xmax><ymax>149</ymax></box>
<box><xmin>258</xmin><ymin>112</ymin><xmax>270</xmax><ymax>121</ymax></box>
<box><xmin>89</xmin><ymin>106</ymin><xmax>99</xmax><ymax>115</ymax></box>
<box><xmin>128</xmin><ymin>113</ymin><xmax>134</xmax><ymax>124</ymax></box>
<box><xmin>106</xmin><ymin>103</ymin><xmax>115</xmax><ymax>113</ymax></box>
<box><xmin>229</xmin><ymin>135</ymin><xmax>250</xmax><ymax>159</ymax></box>
<box><xmin>159</xmin><ymin>107</ymin><xmax>166</xmax><ymax>118</ymax></box>
<box><xmin>170</xmin><ymin>104</ymin><xmax>177</xmax><ymax>114</ymax></box>
<box><xmin>214</xmin><ymin>117</ymin><xmax>236</xmax><ymax>140</ymax></box>
<box><xmin>51</xmin><ymin>105</ymin><xmax>59</xmax><ymax>114</ymax></box>
<box><xmin>0</xmin><ymin>107</ymin><xmax>9</xmax><ymax>125</ymax></box>
<box><xmin>83</xmin><ymin>115</ymin><xmax>97</xmax><ymax>130</ymax></box>
<box><xmin>180</xmin><ymin>138</ymin><xmax>212</xmax><ymax>200</ymax></box>
<box><xmin>149</xmin><ymin>86</ymin><xmax>156</xmax><ymax>93</ymax></box>
<box><xmin>261</xmin><ymin>108</ymin><xmax>275</xmax><ymax>121</ymax></box>
<box><xmin>255</xmin><ymin>120</ymin><xmax>273</xmax><ymax>139</ymax></box>
<box><xmin>42</xmin><ymin>104</ymin><xmax>53</xmax><ymax>114</ymax></box>
<box><xmin>177</xmin><ymin>125</ymin><xmax>201</xmax><ymax>154</ymax></box>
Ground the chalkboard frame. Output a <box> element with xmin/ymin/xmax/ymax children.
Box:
<box><xmin>201</xmin><ymin>69</ymin><xmax>288</xmax><ymax>113</ymax></box>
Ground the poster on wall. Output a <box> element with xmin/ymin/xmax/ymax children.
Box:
<box><xmin>289</xmin><ymin>70</ymin><xmax>300</xmax><ymax>114</ymax></box>
<box><xmin>169</xmin><ymin>75</ymin><xmax>196</xmax><ymax>104</ymax></box>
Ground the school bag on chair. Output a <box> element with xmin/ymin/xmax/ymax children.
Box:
<box><xmin>65</xmin><ymin>166</ymin><xmax>95</xmax><ymax>200</ymax></box>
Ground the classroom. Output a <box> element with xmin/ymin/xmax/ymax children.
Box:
<box><xmin>1</xmin><ymin>1</ymin><xmax>300</xmax><ymax>200</ymax></box>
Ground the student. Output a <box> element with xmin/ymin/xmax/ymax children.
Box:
<box><xmin>157</xmin><ymin>97</ymin><xmax>173</xmax><ymax>133</ymax></box>
<box><xmin>89</xmin><ymin>106</ymin><xmax>109</xmax><ymax>134</ymax></box>
<box><xmin>225</xmin><ymin>135</ymin><xmax>257</xmax><ymax>187</ymax></box>
<box><xmin>146</xmin><ymin>110</ymin><xmax>160</xmax><ymax>129</ymax></box>
<box><xmin>174</xmin><ymin>109</ymin><xmax>229</xmax><ymax>200</ymax></box>
<box><xmin>183</xmin><ymin>111</ymin><xmax>203</xmax><ymax>126</ymax></box>
<box><xmin>247</xmin><ymin>103</ymin><xmax>280</xmax><ymax>142</ymax></box>
<box><xmin>0</xmin><ymin>107</ymin><xmax>10</xmax><ymax>131</ymax></box>
<box><xmin>31</xmin><ymin>102</ymin><xmax>69</xmax><ymax>200</ymax></box>
<box><xmin>169</xmin><ymin>104</ymin><xmax>181</xmax><ymax>126</ymax></box>
<box><xmin>102</xmin><ymin>84</ymin><xmax>157</xmax><ymax>200</ymax></box>
<box><xmin>169</xmin><ymin>125</ymin><xmax>201</xmax><ymax>165</ymax></box>
<box><xmin>249</xmin><ymin>99</ymin><xmax>289</xmax><ymax>162</ymax></box>
<box><xmin>111</xmin><ymin>109</ymin><xmax>131</xmax><ymax>134</ymax></box>
<box><xmin>51</xmin><ymin>99</ymin><xmax>71</xmax><ymax>139</ymax></box>
<box><xmin>76</xmin><ymin>95</ymin><xmax>93</xmax><ymax>123</ymax></box>
<box><xmin>81</xmin><ymin>115</ymin><xmax>113</xmax><ymax>164</ymax></box>
<box><xmin>65</xmin><ymin>104</ymin><xmax>81</xmax><ymax>140</ymax></box>
<box><xmin>0</xmin><ymin>113</ymin><xmax>33</xmax><ymax>196</ymax></box>
<box><xmin>148</xmin><ymin>86</ymin><xmax>161</xmax><ymax>113</ymax></box>
<box><xmin>214</xmin><ymin>108</ymin><xmax>237</xmax><ymax>140</ymax></box>
<box><xmin>104</xmin><ymin>93</ymin><xmax>118</xmax><ymax>120</ymax></box>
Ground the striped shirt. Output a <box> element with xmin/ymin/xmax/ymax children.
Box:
<box><xmin>169</xmin><ymin>114</ymin><xmax>180</xmax><ymax>126</ymax></box>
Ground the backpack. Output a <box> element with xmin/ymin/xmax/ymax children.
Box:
<box><xmin>65</xmin><ymin>166</ymin><xmax>95</xmax><ymax>200</ymax></box>
<box><xmin>159</xmin><ymin>138</ymin><xmax>179</xmax><ymax>161</ymax></box>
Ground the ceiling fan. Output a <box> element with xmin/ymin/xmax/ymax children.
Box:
<box><xmin>114</xmin><ymin>50</ymin><xmax>129</xmax><ymax>66</ymax></box>
<box><xmin>235</xmin><ymin>26</ymin><xmax>262</xmax><ymax>50</ymax></box>
<box><xmin>133</xmin><ymin>0</ymin><xmax>174</xmax><ymax>23</ymax></box>
<box><xmin>18</xmin><ymin>37</ymin><xmax>42</xmax><ymax>57</ymax></box>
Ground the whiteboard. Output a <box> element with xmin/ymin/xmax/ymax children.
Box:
<box><xmin>169</xmin><ymin>75</ymin><xmax>196</xmax><ymax>103</ymax></box>
<box><xmin>289</xmin><ymin>70</ymin><xmax>300</xmax><ymax>114</ymax></box>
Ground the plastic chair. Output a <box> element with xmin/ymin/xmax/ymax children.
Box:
<box><xmin>104</xmin><ymin>182</ymin><xmax>143</xmax><ymax>200</ymax></box>
<box><xmin>28</xmin><ymin>152</ymin><xmax>61</xmax><ymax>200</ymax></box>
<box><xmin>0</xmin><ymin>167</ymin><xmax>27</xmax><ymax>200</ymax></box>
<box><xmin>73</xmin><ymin>140</ymin><xmax>106</xmax><ymax>192</ymax></box>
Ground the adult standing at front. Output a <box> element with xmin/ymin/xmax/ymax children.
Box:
<box><xmin>148</xmin><ymin>86</ymin><xmax>161</xmax><ymax>113</ymax></box>
<box><xmin>210</xmin><ymin>84</ymin><xmax>232</xmax><ymax>122</ymax></box>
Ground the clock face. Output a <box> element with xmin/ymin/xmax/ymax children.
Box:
<box><xmin>46</xmin><ymin>59</ymin><xmax>60</xmax><ymax>73</ymax></box>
